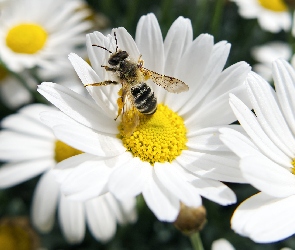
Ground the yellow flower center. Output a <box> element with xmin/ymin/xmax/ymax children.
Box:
<box><xmin>6</xmin><ymin>23</ymin><xmax>48</xmax><ymax>54</ymax></box>
<box><xmin>54</xmin><ymin>140</ymin><xmax>83</xmax><ymax>163</ymax></box>
<box><xmin>118</xmin><ymin>104</ymin><xmax>187</xmax><ymax>165</ymax></box>
<box><xmin>258</xmin><ymin>0</ymin><xmax>287</xmax><ymax>12</ymax></box>
<box><xmin>0</xmin><ymin>65</ymin><xmax>8</xmax><ymax>81</ymax></box>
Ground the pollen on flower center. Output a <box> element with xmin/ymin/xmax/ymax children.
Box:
<box><xmin>118</xmin><ymin>104</ymin><xmax>187</xmax><ymax>165</ymax></box>
<box><xmin>258</xmin><ymin>0</ymin><xmax>287</xmax><ymax>12</ymax></box>
<box><xmin>6</xmin><ymin>23</ymin><xmax>48</xmax><ymax>54</ymax></box>
<box><xmin>54</xmin><ymin>140</ymin><xmax>83</xmax><ymax>163</ymax></box>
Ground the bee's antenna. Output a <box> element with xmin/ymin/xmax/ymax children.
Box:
<box><xmin>114</xmin><ymin>31</ymin><xmax>118</xmax><ymax>52</ymax></box>
<box><xmin>92</xmin><ymin>44</ymin><xmax>112</xmax><ymax>54</ymax></box>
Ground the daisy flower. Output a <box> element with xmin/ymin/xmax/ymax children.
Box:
<box><xmin>38</xmin><ymin>13</ymin><xmax>251</xmax><ymax>222</ymax></box>
<box><xmin>0</xmin><ymin>103</ymin><xmax>137</xmax><ymax>243</ymax></box>
<box><xmin>230</xmin><ymin>0</ymin><xmax>291</xmax><ymax>33</ymax></box>
<box><xmin>220</xmin><ymin>59</ymin><xmax>295</xmax><ymax>243</ymax></box>
<box><xmin>251</xmin><ymin>41</ymin><xmax>292</xmax><ymax>81</ymax></box>
<box><xmin>0</xmin><ymin>0</ymin><xmax>92</xmax><ymax>72</ymax></box>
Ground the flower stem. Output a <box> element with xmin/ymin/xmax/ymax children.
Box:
<box><xmin>190</xmin><ymin>232</ymin><xmax>204</xmax><ymax>250</ymax></box>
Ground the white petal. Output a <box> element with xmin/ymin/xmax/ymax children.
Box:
<box><xmin>166</xmin><ymin>34</ymin><xmax>213</xmax><ymax>112</ymax></box>
<box><xmin>239</xmin><ymin>155</ymin><xmax>295</xmax><ymax>197</ymax></box>
<box><xmin>203</xmin><ymin>62</ymin><xmax>250</xmax><ymax>104</ymax></box>
<box><xmin>212</xmin><ymin>239</ymin><xmax>235</xmax><ymax>250</ymax></box>
<box><xmin>32</xmin><ymin>171</ymin><xmax>60</xmax><ymax>233</ymax></box>
<box><xmin>52</xmin><ymin>123</ymin><xmax>125</xmax><ymax>157</ymax></box>
<box><xmin>187</xmin><ymin>127</ymin><xmax>234</xmax><ymax>152</ymax></box>
<box><xmin>0</xmin><ymin>159</ymin><xmax>54</xmax><ymax>188</ymax></box>
<box><xmin>0</xmin><ymin>131</ymin><xmax>54</xmax><ymax>161</ymax></box>
<box><xmin>86</xmin><ymin>31</ymin><xmax>116</xmax><ymax>80</ymax></box>
<box><xmin>179</xmin><ymin>40</ymin><xmax>230</xmax><ymax>117</ymax></box>
<box><xmin>109</xmin><ymin>157</ymin><xmax>151</xmax><ymax>200</ymax></box>
<box><xmin>219</xmin><ymin>127</ymin><xmax>260</xmax><ymax>158</ymax></box>
<box><xmin>1</xmin><ymin>106</ymin><xmax>53</xmax><ymax>139</ymax></box>
<box><xmin>40</xmin><ymin>108</ymin><xmax>125</xmax><ymax>158</ymax></box>
<box><xmin>105</xmin><ymin>194</ymin><xmax>137</xmax><ymax>224</ymax></box>
<box><xmin>68</xmin><ymin>53</ymin><xmax>101</xmax><ymax>85</ymax></box>
<box><xmin>58</xmin><ymin>194</ymin><xmax>85</xmax><ymax>244</ymax></box>
<box><xmin>135</xmin><ymin>13</ymin><xmax>166</xmax><ymax>102</ymax></box>
<box><xmin>85</xmin><ymin>194</ymin><xmax>117</xmax><ymax>242</ymax></box>
<box><xmin>229</xmin><ymin>93</ymin><xmax>290</xmax><ymax>167</ymax></box>
<box><xmin>37</xmin><ymin>82</ymin><xmax>117</xmax><ymax>134</ymax></box>
<box><xmin>247</xmin><ymin>71</ymin><xmax>295</xmax><ymax>157</ymax></box>
<box><xmin>116</xmin><ymin>27</ymin><xmax>140</xmax><ymax>61</ymax></box>
<box><xmin>190</xmin><ymin>177</ymin><xmax>236</xmax><ymax>205</ymax></box>
<box><xmin>163</xmin><ymin>16</ymin><xmax>192</xmax><ymax>76</ymax></box>
<box><xmin>272</xmin><ymin>59</ymin><xmax>295</xmax><ymax>136</ymax></box>
<box><xmin>232</xmin><ymin>193</ymin><xmax>295</xmax><ymax>243</ymax></box>
<box><xmin>135</xmin><ymin>13</ymin><xmax>164</xmax><ymax>73</ymax></box>
<box><xmin>177</xmin><ymin>150</ymin><xmax>246</xmax><ymax>183</ymax></box>
<box><xmin>185</xmin><ymin>63</ymin><xmax>251</xmax><ymax>129</ymax></box>
<box><xmin>19</xmin><ymin>103</ymin><xmax>56</xmax><ymax>120</ymax></box>
<box><xmin>54</xmin><ymin>153</ymin><xmax>129</xmax><ymax>184</ymax></box>
<box><xmin>154</xmin><ymin>162</ymin><xmax>201</xmax><ymax>207</ymax></box>
<box><xmin>142</xmin><ymin>170</ymin><xmax>179</xmax><ymax>222</ymax></box>
<box><xmin>68</xmin><ymin>53</ymin><xmax>117</xmax><ymax>118</ymax></box>
<box><xmin>61</xmin><ymin>159</ymin><xmax>112</xmax><ymax>201</ymax></box>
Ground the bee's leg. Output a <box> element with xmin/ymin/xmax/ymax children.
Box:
<box><xmin>101</xmin><ymin>65</ymin><xmax>117</xmax><ymax>72</ymax></box>
<box><xmin>138</xmin><ymin>55</ymin><xmax>144</xmax><ymax>67</ymax></box>
<box><xmin>115</xmin><ymin>88</ymin><xmax>123</xmax><ymax>121</ymax></box>
<box><xmin>115</xmin><ymin>97</ymin><xmax>123</xmax><ymax>121</ymax></box>
<box><xmin>84</xmin><ymin>80</ymin><xmax>119</xmax><ymax>87</ymax></box>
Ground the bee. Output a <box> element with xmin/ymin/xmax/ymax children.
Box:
<box><xmin>85</xmin><ymin>32</ymin><xmax>189</xmax><ymax>135</ymax></box>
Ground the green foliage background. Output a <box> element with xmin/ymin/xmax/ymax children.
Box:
<box><xmin>0</xmin><ymin>0</ymin><xmax>293</xmax><ymax>249</ymax></box>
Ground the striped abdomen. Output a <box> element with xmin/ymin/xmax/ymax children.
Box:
<box><xmin>131</xmin><ymin>82</ymin><xmax>157</xmax><ymax>115</ymax></box>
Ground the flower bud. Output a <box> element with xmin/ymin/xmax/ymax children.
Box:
<box><xmin>174</xmin><ymin>203</ymin><xmax>207</xmax><ymax>235</ymax></box>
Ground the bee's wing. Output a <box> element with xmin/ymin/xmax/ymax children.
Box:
<box><xmin>141</xmin><ymin>67</ymin><xmax>189</xmax><ymax>93</ymax></box>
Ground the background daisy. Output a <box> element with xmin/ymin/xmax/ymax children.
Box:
<box><xmin>251</xmin><ymin>41</ymin><xmax>292</xmax><ymax>81</ymax></box>
<box><xmin>38</xmin><ymin>13</ymin><xmax>251</xmax><ymax>223</ymax></box>
<box><xmin>220</xmin><ymin>59</ymin><xmax>295</xmax><ymax>243</ymax></box>
<box><xmin>230</xmin><ymin>0</ymin><xmax>291</xmax><ymax>33</ymax></box>
<box><xmin>0</xmin><ymin>0</ymin><xmax>92</xmax><ymax>72</ymax></box>
<box><xmin>0</xmin><ymin>103</ymin><xmax>137</xmax><ymax>244</ymax></box>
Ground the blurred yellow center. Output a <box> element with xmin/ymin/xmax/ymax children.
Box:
<box><xmin>0</xmin><ymin>65</ymin><xmax>8</xmax><ymax>81</ymax></box>
<box><xmin>0</xmin><ymin>224</ymin><xmax>31</xmax><ymax>250</ymax></box>
<box><xmin>258</xmin><ymin>0</ymin><xmax>287</xmax><ymax>11</ymax></box>
<box><xmin>119</xmin><ymin>104</ymin><xmax>187</xmax><ymax>165</ymax></box>
<box><xmin>6</xmin><ymin>23</ymin><xmax>47</xmax><ymax>54</ymax></box>
<box><xmin>54</xmin><ymin>140</ymin><xmax>83</xmax><ymax>163</ymax></box>
<box><xmin>291</xmin><ymin>159</ymin><xmax>295</xmax><ymax>174</ymax></box>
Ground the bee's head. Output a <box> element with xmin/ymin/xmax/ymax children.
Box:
<box><xmin>108</xmin><ymin>50</ymin><xmax>128</xmax><ymax>66</ymax></box>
